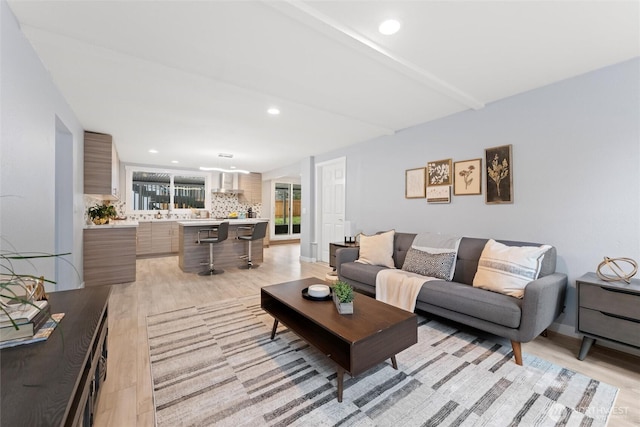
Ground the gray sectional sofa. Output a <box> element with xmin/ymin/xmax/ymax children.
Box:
<box><xmin>335</xmin><ymin>232</ymin><xmax>568</xmax><ymax>365</ymax></box>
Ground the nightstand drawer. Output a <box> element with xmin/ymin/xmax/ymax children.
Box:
<box><xmin>579</xmin><ymin>283</ymin><xmax>640</xmax><ymax>320</ymax></box>
<box><xmin>579</xmin><ymin>307</ymin><xmax>640</xmax><ymax>347</ymax></box>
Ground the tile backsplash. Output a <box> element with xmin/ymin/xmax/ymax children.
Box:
<box><xmin>84</xmin><ymin>194</ymin><xmax>262</xmax><ymax>223</ymax></box>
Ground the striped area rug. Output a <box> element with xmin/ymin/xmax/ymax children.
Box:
<box><xmin>147</xmin><ymin>296</ymin><xmax>618</xmax><ymax>426</ymax></box>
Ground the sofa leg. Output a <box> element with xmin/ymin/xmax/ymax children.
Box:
<box><xmin>510</xmin><ymin>340</ymin><xmax>523</xmax><ymax>366</ymax></box>
<box><xmin>541</xmin><ymin>329</ymin><xmax>548</xmax><ymax>338</ymax></box>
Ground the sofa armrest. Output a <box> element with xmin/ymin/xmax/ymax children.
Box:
<box><xmin>335</xmin><ymin>247</ymin><xmax>359</xmax><ymax>276</ymax></box>
<box><xmin>518</xmin><ymin>273</ymin><xmax>568</xmax><ymax>342</ymax></box>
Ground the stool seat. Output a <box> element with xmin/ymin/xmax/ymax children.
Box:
<box><xmin>197</xmin><ymin>222</ymin><xmax>229</xmax><ymax>275</ymax></box>
<box><xmin>237</xmin><ymin>221</ymin><xmax>268</xmax><ymax>269</ymax></box>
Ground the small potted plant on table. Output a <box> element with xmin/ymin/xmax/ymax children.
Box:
<box><xmin>332</xmin><ymin>281</ymin><xmax>354</xmax><ymax>314</ymax></box>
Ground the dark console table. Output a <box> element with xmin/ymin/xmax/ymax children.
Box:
<box><xmin>1</xmin><ymin>285</ymin><xmax>112</xmax><ymax>427</ymax></box>
<box><xmin>329</xmin><ymin>241</ymin><xmax>358</xmax><ymax>269</ymax></box>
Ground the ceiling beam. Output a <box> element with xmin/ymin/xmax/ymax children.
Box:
<box><xmin>265</xmin><ymin>0</ymin><xmax>485</xmax><ymax>111</ymax></box>
<box><xmin>21</xmin><ymin>24</ymin><xmax>397</xmax><ymax>137</ymax></box>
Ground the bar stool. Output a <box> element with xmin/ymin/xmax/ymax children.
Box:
<box><xmin>196</xmin><ymin>222</ymin><xmax>229</xmax><ymax>275</ymax></box>
<box><xmin>237</xmin><ymin>221</ymin><xmax>268</xmax><ymax>269</ymax></box>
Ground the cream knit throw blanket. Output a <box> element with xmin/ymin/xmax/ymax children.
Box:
<box><xmin>376</xmin><ymin>269</ymin><xmax>437</xmax><ymax>312</ymax></box>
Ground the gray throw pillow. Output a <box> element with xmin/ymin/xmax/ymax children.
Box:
<box><xmin>402</xmin><ymin>247</ymin><xmax>456</xmax><ymax>280</ymax></box>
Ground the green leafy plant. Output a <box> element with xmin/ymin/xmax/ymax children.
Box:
<box><xmin>0</xmin><ymin>250</ymin><xmax>67</xmax><ymax>328</ymax></box>
<box><xmin>333</xmin><ymin>281</ymin><xmax>354</xmax><ymax>303</ymax></box>
<box><xmin>1</xmin><ymin>233</ymin><xmax>79</xmax><ymax>329</ymax></box>
<box><xmin>88</xmin><ymin>203</ymin><xmax>117</xmax><ymax>225</ymax></box>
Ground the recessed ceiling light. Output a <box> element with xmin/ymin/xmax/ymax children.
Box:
<box><xmin>171</xmin><ymin>160</ymin><xmax>179</xmax><ymax>164</ymax></box>
<box><xmin>379</xmin><ymin>19</ymin><xmax>401</xmax><ymax>35</ymax></box>
<box><xmin>267</xmin><ymin>107</ymin><xmax>280</xmax><ymax>115</ymax></box>
<box><xmin>148</xmin><ymin>149</ymin><xmax>158</xmax><ymax>154</ymax></box>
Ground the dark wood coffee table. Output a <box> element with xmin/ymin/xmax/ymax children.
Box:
<box><xmin>261</xmin><ymin>277</ymin><xmax>417</xmax><ymax>402</ymax></box>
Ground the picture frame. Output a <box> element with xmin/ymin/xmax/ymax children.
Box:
<box><xmin>405</xmin><ymin>167</ymin><xmax>426</xmax><ymax>199</ymax></box>
<box><xmin>427</xmin><ymin>185</ymin><xmax>451</xmax><ymax>203</ymax></box>
<box><xmin>485</xmin><ymin>144</ymin><xmax>513</xmax><ymax>204</ymax></box>
<box><xmin>454</xmin><ymin>158</ymin><xmax>482</xmax><ymax>195</ymax></box>
<box><xmin>427</xmin><ymin>158</ymin><xmax>452</xmax><ymax>186</ymax></box>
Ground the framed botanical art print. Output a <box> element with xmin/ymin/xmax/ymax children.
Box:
<box><xmin>427</xmin><ymin>185</ymin><xmax>451</xmax><ymax>203</ymax></box>
<box><xmin>454</xmin><ymin>158</ymin><xmax>482</xmax><ymax>195</ymax></box>
<box><xmin>427</xmin><ymin>158</ymin><xmax>452</xmax><ymax>186</ymax></box>
<box><xmin>405</xmin><ymin>167</ymin><xmax>426</xmax><ymax>199</ymax></box>
<box><xmin>485</xmin><ymin>144</ymin><xmax>513</xmax><ymax>204</ymax></box>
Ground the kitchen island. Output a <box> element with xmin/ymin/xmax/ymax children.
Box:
<box><xmin>178</xmin><ymin>219</ymin><xmax>268</xmax><ymax>273</ymax></box>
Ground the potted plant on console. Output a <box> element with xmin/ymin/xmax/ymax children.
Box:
<box><xmin>88</xmin><ymin>203</ymin><xmax>117</xmax><ymax>225</ymax></box>
<box><xmin>332</xmin><ymin>281</ymin><xmax>354</xmax><ymax>315</ymax></box>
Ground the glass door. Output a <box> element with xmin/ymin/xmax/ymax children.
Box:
<box><xmin>274</xmin><ymin>183</ymin><xmax>301</xmax><ymax>237</ymax></box>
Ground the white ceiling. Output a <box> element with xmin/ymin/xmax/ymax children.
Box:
<box><xmin>7</xmin><ymin>1</ymin><xmax>640</xmax><ymax>173</ymax></box>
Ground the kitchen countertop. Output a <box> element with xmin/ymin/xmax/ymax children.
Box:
<box><xmin>177</xmin><ymin>218</ymin><xmax>268</xmax><ymax>226</ymax></box>
<box><xmin>84</xmin><ymin>220</ymin><xmax>139</xmax><ymax>229</ymax></box>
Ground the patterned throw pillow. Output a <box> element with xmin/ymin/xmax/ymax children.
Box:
<box><xmin>401</xmin><ymin>247</ymin><xmax>456</xmax><ymax>280</ymax></box>
<box><xmin>473</xmin><ymin>239</ymin><xmax>551</xmax><ymax>298</ymax></box>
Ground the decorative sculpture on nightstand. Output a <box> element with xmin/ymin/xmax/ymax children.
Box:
<box><xmin>596</xmin><ymin>256</ymin><xmax>638</xmax><ymax>283</ymax></box>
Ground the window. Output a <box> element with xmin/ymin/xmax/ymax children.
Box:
<box><xmin>274</xmin><ymin>182</ymin><xmax>301</xmax><ymax>236</ymax></box>
<box><xmin>126</xmin><ymin>167</ymin><xmax>210</xmax><ymax>212</ymax></box>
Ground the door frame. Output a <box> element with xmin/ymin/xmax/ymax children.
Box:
<box><xmin>314</xmin><ymin>156</ymin><xmax>346</xmax><ymax>263</ymax></box>
<box><xmin>269</xmin><ymin>177</ymin><xmax>301</xmax><ymax>241</ymax></box>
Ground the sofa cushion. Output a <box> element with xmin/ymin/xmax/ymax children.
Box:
<box><xmin>402</xmin><ymin>248</ymin><xmax>456</xmax><ymax>280</ymax></box>
<box><xmin>356</xmin><ymin>230</ymin><xmax>395</xmax><ymax>268</ymax></box>
<box><xmin>340</xmin><ymin>261</ymin><xmax>388</xmax><ymax>286</ymax></box>
<box><xmin>418</xmin><ymin>280</ymin><xmax>523</xmax><ymax>328</ymax></box>
<box><xmin>473</xmin><ymin>239</ymin><xmax>551</xmax><ymax>298</ymax></box>
<box><xmin>393</xmin><ymin>232</ymin><xmax>417</xmax><ymax>268</ymax></box>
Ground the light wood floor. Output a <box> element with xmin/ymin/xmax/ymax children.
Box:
<box><xmin>94</xmin><ymin>244</ymin><xmax>639</xmax><ymax>426</ymax></box>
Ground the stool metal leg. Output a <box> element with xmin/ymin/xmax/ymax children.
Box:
<box><xmin>199</xmin><ymin>242</ymin><xmax>224</xmax><ymax>275</ymax></box>
<box><xmin>239</xmin><ymin>240</ymin><xmax>259</xmax><ymax>269</ymax></box>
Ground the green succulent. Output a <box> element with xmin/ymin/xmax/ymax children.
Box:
<box><xmin>333</xmin><ymin>281</ymin><xmax>354</xmax><ymax>303</ymax></box>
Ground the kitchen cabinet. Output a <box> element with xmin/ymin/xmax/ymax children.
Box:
<box><xmin>239</xmin><ymin>172</ymin><xmax>262</xmax><ymax>203</ymax></box>
<box><xmin>84</xmin><ymin>131</ymin><xmax>120</xmax><ymax>198</ymax></box>
<box><xmin>152</xmin><ymin>222</ymin><xmax>172</xmax><ymax>254</ymax></box>
<box><xmin>137</xmin><ymin>221</ymin><xmax>178</xmax><ymax>256</ymax></box>
<box><xmin>136</xmin><ymin>222</ymin><xmax>153</xmax><ymax>255</ymax></box>
<box><xmin>576</xmin><ymin>272</ymin><xmax>640</xmax><ymax>360</ymax></box>
<box><xmin>84</xmin><ymin>227</ymin><xmax>136</xmax><ymax>286</ymax></box>
<box><xmin>171</xmin><ymin>221</ymin><xmax>180</xmax><ymax>252</ymax></box>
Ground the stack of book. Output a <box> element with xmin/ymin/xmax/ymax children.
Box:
<box><xmin>0</xmin><ymin>300</ymin><xmax>51</xmax><ymax>342</ymax></box>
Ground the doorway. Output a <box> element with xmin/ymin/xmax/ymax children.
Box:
<box><xmin>274</xmin><ymin>182</ymin><xmax>301</xmax><ymax>238</ymax></box>
<box><xmin>315</xmin><ymin>157</ymin><xmax>346</xmax><ymax>263</ymax></box>
<box><xmin>55</xmin><ymin>117</ymin><xmax>74</xmax><ymax>290</ymax></box>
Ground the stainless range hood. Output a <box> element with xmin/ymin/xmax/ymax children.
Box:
<box><xmin>211</xmin><ymin>172</ymin><xmax>243</xmax><ymax>194</ymax></box>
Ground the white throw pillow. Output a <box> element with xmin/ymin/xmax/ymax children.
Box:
<box><xmin>356</xmin><ymin>230</ymin><xmax>395</xmax><ymax>268</ymax></box>
<box><xmin>473</xmin><ymin>239</ymin><xmax>551</xmax><ymax>298</ymax></box>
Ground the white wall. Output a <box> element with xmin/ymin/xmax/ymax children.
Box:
<box><xmin>1</xmin><ymin>0</ymin><xmax>84</xmax><ymax>290</ymax></box>
<box><xmin>311</xmin><ymin>58</ymin><xmax>640</xmax><ymax>334</ymax></box>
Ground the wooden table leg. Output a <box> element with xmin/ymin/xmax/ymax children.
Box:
<box><xmin>336</xmin><ymin>367</ymin><xmax>344</xmax><ymax>402</ymax></box>
<box><xmin>390</xmin><ymin>355</ymin><xmax>398</xmax><ymax>370</ymax></box>
<box><xmin>270</xmin><ymin>319</ymin><xmax>279</xmax><ymax>340</ymax></box>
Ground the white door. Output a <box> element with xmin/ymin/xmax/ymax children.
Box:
<box><xmin>317</xmin><ymin>158</ymin><xmax>346</xmax><ymax>263</ymax></box>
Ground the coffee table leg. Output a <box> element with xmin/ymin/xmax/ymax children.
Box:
<box><xmin>390</xmin><ymin>355</ymin><xmax>398</xmax><ymax>370</ymax></box>
<box><xmin>336</xmin><ymin>367</ymin><xmax>344</xmax><ymax>402</ymax></box>
<box><xmin>270</xmin><ymin>319</ymin><xmax>279</xmax><ymax>340</ymax></box>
